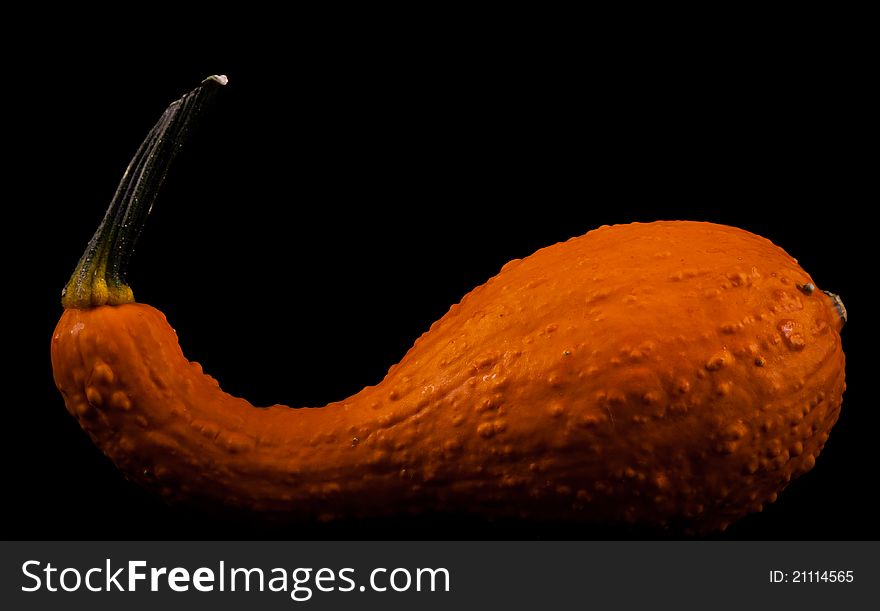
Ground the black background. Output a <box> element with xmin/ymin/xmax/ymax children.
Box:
<box><xmin>7</xmin><ymin>34</ymin><xmax>874</xmax><ymax>540</ymax></box>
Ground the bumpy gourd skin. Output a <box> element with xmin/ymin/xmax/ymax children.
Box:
<box><xmin>51</xmin><ymin>221</ymin><xmax>845</xmax><ymax>532</ymax></box>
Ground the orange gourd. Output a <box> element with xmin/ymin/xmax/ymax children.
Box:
<box><xmin>51</xmin><ymin>77</ymin><xmax>846</xmax><ymax>532</ymax></box>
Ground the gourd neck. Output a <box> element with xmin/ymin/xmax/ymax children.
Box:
<box><xmin>62</xmin><ymin>75</ymin><xmax>227</xmax><ymax>309</ymax></box>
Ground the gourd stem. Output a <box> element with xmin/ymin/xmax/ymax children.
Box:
<box><xmin>62</xmin><ymin>75</ymin><xmax>227</xmax><ymax>309</ymax></box>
